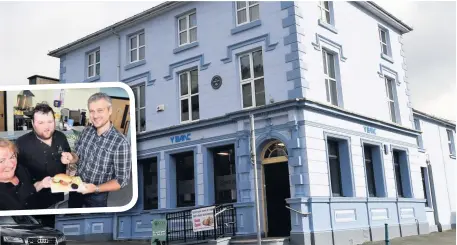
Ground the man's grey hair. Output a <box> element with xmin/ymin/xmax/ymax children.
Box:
<box><xmin>88</xmin><ymin>92</ymin><xmax>112</xmax><ymax>107</ymax></box>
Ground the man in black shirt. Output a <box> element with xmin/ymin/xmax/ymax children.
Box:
<box><xmin>16</xmin><ymin>104</ymin><xmax>71</xmax><ymax>226</ymax></box>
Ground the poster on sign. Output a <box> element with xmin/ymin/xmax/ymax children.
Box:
<box><xmin>191</xmin><ymin>206</ymin><xmax>216</xmax><ymax>232</ymax></box>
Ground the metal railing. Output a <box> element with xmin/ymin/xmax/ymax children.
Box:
<box><xmin>165</xmin><ymin>204</ymin><xmax>236</xmax><ymax>244</ymax></box>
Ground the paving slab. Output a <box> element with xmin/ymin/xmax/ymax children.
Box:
<box><xmin>362</xmin><ymin>229</ymin><xmax>456</xmax><ymax>245</ymax></box>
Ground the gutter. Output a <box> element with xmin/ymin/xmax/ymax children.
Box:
<box><xmin>412</xmin><ymin>109</ymin><xmax>456</xmax><ymax>128</ymax></box>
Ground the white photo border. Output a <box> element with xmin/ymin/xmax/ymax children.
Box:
<box><xmin>0</xmin><ymin>81</ymin><xmax>138</xmax><ymax>216</ymax></box>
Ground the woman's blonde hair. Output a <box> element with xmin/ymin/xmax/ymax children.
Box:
<box><xmin>0</xmin><ymin>138</ymin><xmax>18</xmax><ymax>155</ymax></box>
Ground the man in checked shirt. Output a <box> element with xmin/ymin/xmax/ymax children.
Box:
<box><xmin>60</xmin><ymin>92</ymin><xmax>132</xmax><ymax>208</ymax></box>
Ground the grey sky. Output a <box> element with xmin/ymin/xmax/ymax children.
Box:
<box><xmin>0</xmin><ymin>1</ymin><xmax>455</xmax><ymax>121</ymax></box>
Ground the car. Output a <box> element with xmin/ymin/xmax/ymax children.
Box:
<box><xmin>0</xmin><ymin>215</ymin><xmax>66</xmax><ymax>244</ymax></box>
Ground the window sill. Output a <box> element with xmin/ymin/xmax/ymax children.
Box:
<box><xmin>124</xmin><ymin>60</ymin><xmax>146</xmax><ymax>71</ymax></box>
<box><xmin>173</xmin><ymin>42</ymin><xmax>199</xmax><ymax>54</ymax></box>
<box><xmin>424</xmin><ymin>207</ymin><xmax>434</xmax><ymax>212</ymax></box>
<box><xmin>418</xmin><ymin>148</ymin><xmax>426</xmax><ymax>153</ymax></box>
<box><xmin>381</xmin><ymin>53</ymin><xmax>394</xmax><ymax>63</ymax></box>
<box><xmin>367</xmin><ymin>197</ymin><xmax>396</xmax><ymax>203</ymax></box>
<box><xmin>84</xmin><ymin>75</ymin><xmax>100</xmax><ymax>83</ymax></box>
<box><xmin>231</xmin><ymin>19</ymin><xmax>261</xmax><ymax>35</ymax></box>
<box><xmin>318</xmin><ymin>19</ymin><xmax>338</xmax><ymax>34</ymax></box>
<box><xmin>180</xmin><ymin>119</ymin><xmax>200</xmax><ymax>125</ymax></box>
<box><xmin>397</xmin><ymin>198</ymin><xmax>425</xmax><ymax>203</ymax></box>
<box><xmin>450</xmin><ymin>155</ymin><xmax>456</xmax><ymax>159</ymax></box>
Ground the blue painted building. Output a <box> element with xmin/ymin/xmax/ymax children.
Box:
<box><xmin>47</xmin><ymin>1</ymin><xmax>436</xmax><ymax>244</ymax></box>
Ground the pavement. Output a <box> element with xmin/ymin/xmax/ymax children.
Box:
<box><xmin>66</xmin><ymin>230</ymin><xmax>456</xmax><ymax>245</ymax></box>
<box><xmin>362</xmin><ymin>229</ymin><xmax>456</xmax><ymax>245</ymax></box>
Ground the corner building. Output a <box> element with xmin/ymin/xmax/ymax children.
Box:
<box><xmin>47</xmin><ymin>2</ymin><xmax>452</xmax><ymax>244</ymax></box>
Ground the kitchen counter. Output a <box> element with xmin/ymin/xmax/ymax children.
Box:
<box><xmin>0</xmin><ymin>126</ymin><xmax>86</xmax><ymax>141</ymax></box>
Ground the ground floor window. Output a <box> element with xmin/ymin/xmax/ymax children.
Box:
<box><xmin>363</xmin><ymin>144</ymin><xmax>386</xmax><ymax>197</ymax></box>
<box><xmin>212</xmin><ymin>145</ymin><xmax>237</xmax><ymax>204</ymax></box>
<box><xmin>392</xmin><ymin>149</ymin><xmax>412</xmax><ymax>198</ymax></box>
<box><xmin>421</xmin><ymin>167</ymin><xmax>431</xmax><ymax>207</ymax></box>
<box><xmin>326</xmin><ymin>136</ymin><xmax>354</xmax><ymax>197</ymax></box>
<box><xmin>175</xmin><ymin>151</ymin><xmax>195</xmax><ymax>207</ymax></box>
<box><xmin>141</xmin><ymin>157</ymin><xmax>158</xmax><ymax>210</ymax></box>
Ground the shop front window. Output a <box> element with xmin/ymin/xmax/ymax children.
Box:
<box><xmin>142</xmin><ymin>157</ymin><xmax>158</xmax><ymax>210</ymax></box>
<box><xmin>213</xmin><ymin>145</ymin><xmax>237</xmax><ymax>204</ymax></box>
<box><xmin>176</xmin><ymin>151</ymin><xmax>195</xmax><ymax>207</ymax></box>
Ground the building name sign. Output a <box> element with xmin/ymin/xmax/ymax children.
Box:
<box><xmin>363</xmin><ymin>126</ymin><xmax>376</xmax><ymax>135</ymax></box>
<box><xmin>170</xmin><ymin>133</ymin><xmax>191</xmax><ymax>143</ymax></box>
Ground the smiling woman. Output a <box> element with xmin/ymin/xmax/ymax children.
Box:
<box><xmin>0</xmin><ymin>138</ymin><xmax>52</xmax><ymax>210</ymax></box>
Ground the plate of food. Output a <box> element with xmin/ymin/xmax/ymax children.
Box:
<box><xmin>51</xmin><ymin>173</ymin><xmax>85</xmax><ymax>193</ymax></box>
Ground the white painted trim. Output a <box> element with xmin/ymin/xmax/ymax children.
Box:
<box><xmin>235</xmin><ymin>1</ymin><xmax>260</xmax><ymax>27</ymax></box>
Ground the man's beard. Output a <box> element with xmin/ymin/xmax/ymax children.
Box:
<box><xmin>36</xmin><ymin>131</ymin><xmax>53</xmax><ymax>140</ymax></box>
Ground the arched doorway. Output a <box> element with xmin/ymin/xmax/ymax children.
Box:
<box><xmin>261</xmin><ymin>140</ymin><xmax>291</xmax><ymax>237</ymax></box>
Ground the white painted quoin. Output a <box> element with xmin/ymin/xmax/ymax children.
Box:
<box><xmin>45</xmin><ymin>1</ymin><xmax>454</xmax><ymax>244</ymax></box>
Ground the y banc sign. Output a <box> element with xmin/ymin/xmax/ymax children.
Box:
<box><xmin>170</xmin><ymin>133</ymin><xmax>191</xmax><ymax>143</ymax></box>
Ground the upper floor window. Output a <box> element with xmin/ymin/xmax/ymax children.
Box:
<box><xmin>322</xmin><ymin>49</ymin><xmax>339</xmax><ymax>106</ymax></box>
<box><xmin>236</xmin><ymin>1</ymin><xmax>259</xmax><ymax>26</ymax></box>
<box><xmin>132</xmin><ymin>84</ymin><xmax>146</xmax><ymax>132</ymax></box>
<box><xmin>178</xmin><ymin>12</ymin><xmax>197</xmax><ymax>46</ymax></box>
<box><xmin>414</xmin><ymin>119</ymin><xmax>424</xmax><ymax>149</ymax></box>
<box><xmin>179</xmin><ymin>69</ymin><xmax>200</xmax><ymax>122</ymax></box>
<box><xmin>240</xmin><ymin>50</ymin><xmax>265</xmax><ymax>109</ymax></box>
<box><xmin>87</xmin><ymin>50</ymin><xmax>100</xmax><ymax>78</ymax></box>
<box><xmin>384</xmin><ymin>77</ymin><xmax>398</xmax><ymax>123</ymax></box>
<box><xmin>379</xmin><ymin>27</ymin><xmax>392</xmax><ymax>58</ymax></box>
<box><xmin>447</xmin><ymin>129</ymin><xmax>455</xmax><ymax>156</ymax></box>
<box><xmin>129</xmin><ymin>33</ymin><xmax>145</xmax><ymax>63</ymax></box>
<box><xmin>318</xmin><ymin>1</ymin><xmax>331</xmax><ymax>24</ymax></box>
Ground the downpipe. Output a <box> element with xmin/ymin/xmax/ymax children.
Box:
<box><xmin>111</xmin><ymin>27</ymin><xmax>121</xmax><ymax>81</ymax></box>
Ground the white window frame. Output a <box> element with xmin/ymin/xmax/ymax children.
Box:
<box><xmin>179</xmin><ymin>69</ymin><xmax>199</xmax><ymax>123</ymax></box>
<box><xmin>318</xmin><ymin>1</ymin><xmax>331</xmax><ymax>24</ymax></box>
<box><xmin>129</xmin><ymin>32</ymin><xmax>145</xmax><ymax>63</ymax></box>
<box><xmin>414</xmin><ymin>118</ymin><xmax>424</xmax><ymax>149</ymax></box>
<box><xmin>379</xmin><ymin>27</ymin><xmax>390</xmax><ymax>56</ymax></box>
<box><xmin>322</xmin><ymin>49</ymin><xmax>338</xmax><ymax>106</ymax></box>
<box><xmin>384</xmin><ymin>77</ymin><xmax>397</xmax><ymax>123</ymax></box>
<box><xmin>178</xmin><ymin>12</ymin><xmax>197</xmax><ymax>47</ymax></box>
<box><xmin>87</xmin><ymin>50</ymin><xmax>100</xmax><ymax>78</ymax></box>
<box><xmin>447</xmin><ymin>129</ymin><xmax>455</xmax><ymax>156</ymax></box>
<box><xmin>236</xmin><ymin>1</ymin><xmax>260</xmax><ymax>26</ymax></box>
<box><xmin>239</xmin><ymin>50</ymin><xmax>265</xmax><ymax>109</ymax></box>
<box><xmin>132</xmin><ymin>84</ymin><xmax>146</xmax><ymax>133</ymax></box>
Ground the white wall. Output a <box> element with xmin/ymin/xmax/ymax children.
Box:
<box><xmin>297</xmin><ymin>1</ymin><xmax>413</xmax><ymax>129</ymax></box>
<box><xmin>419</xmin><ymin>116</ymin><xmax>456</xmax><ymax>229</ymax></box>
<box><xmin>303</xmin><ymin>109</ymin><xmax>425</xmax><ymax>198</ymax></box>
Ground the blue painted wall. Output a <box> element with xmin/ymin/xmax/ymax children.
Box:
<box><xmin>60</xmin><ymin>1</ymin><xmax>290</xmax><ymax>132</ymax></box>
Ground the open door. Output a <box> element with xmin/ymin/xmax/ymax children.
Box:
<box><xmin>110</xmin><ymin>97</ymin><xmax>130</xmax><ymax>135</ymax></box>
<box><xmin>0</xmin><ymin>91</ymin><xmax>6</xmax><ymax>131</ymax></box>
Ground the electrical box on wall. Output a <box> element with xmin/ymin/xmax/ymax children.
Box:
<box><xmin>157</xmin><ymin>104</ymin><xmax>165</xmax><ymax>112</ymax></box>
